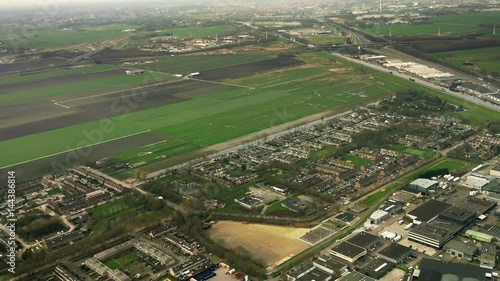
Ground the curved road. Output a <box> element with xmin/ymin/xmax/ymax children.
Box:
<box><xmin>330</xmin><ymin>52</ymin><xmax>500</xmax><ymax>112</ymax></box>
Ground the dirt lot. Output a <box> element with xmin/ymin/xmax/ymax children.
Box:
<box><xmin>209</xmin><ymin>221</ymin><xmax>310</xmax><ymax>268</ymax></box>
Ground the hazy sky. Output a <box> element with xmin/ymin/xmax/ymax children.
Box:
<box><xmin>0</xmin><ymin>0</ymin><xmax>140</xmax><ymax>8</ymax></box>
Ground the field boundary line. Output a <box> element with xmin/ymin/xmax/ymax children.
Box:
<box><xmin>0</xmin><ymin>130</ymin><xmax>151</xmax><ymax>169</ymax></box>
<box><xmin>57</xmin><ymin>80</ymin><xmax>181</xmax><ymax>104</ymax></box>
<box><xmin>188</xmin><ymin>77</ymin><xmax>255</xmax><ymax>89</ymax></box>
<box><xmin>261</xmin><ymin>72</ymin><xmax>330</xmax><ymax>89</ymax></box>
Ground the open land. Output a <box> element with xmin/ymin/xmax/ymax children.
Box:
<box><xmin>361</xmin><ymin>11</ymin><xmax>500</xmax><ymax>37</ymax></box>
<box><xmin>432</xmin><ymin>46</ymin><xmax>500</xmax><ymax>75</ymax></box>
<box><xmin>1</xmin><ymin>50</ymin><xmax>497</xmax><ymax>176</ymax></box>
<box><xmin>208</xmin><ymin>221</ymin><xmax>310</xmax><ymax>267</ymax></box>
<box><xmin>0</xmin><ymin>24</ymin><xmax>140</xmax><ymax>49</ymax></box>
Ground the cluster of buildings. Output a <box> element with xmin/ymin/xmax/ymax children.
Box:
<box><xmin>449</xmin><ymin>133</ymin><xmax>500</xmax><ymax>161</ymax></box>
<box><xmin>84</xmin><ymin>239</ymin><xmax>175</xmax><ymax>281</ymax></box>
<box><xmin>407</xmin><ymin>197</ymin><xmax>496</xmax><ymax>250</ymax></box>
<box><xmin>139</xmin><ymin>34</ymin><xmax>257</xmax><ymax>53</ymax></box>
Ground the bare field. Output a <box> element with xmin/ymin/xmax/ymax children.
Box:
<box><xmin>209</xmin><ymin>221</ymin><xmax>310</xmax><ymax>268</ymax></box>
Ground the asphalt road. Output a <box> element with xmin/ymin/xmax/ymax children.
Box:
<box><xmin>330</xmin><ymin>52</ymin><xmax>500</xmax><ymax>112</ymax></box>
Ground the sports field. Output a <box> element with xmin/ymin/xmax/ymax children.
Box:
<box><xmin>432</xmin><ymin>46</ymin><xmax>500</xmax><ymax>75</ymax></box>
<box><xmin>361</xmin><ymin>11</ymin><xmax>500</xmax><ymax>37</ymax></box>
<box><xmin>209</xmin><ymin>221</ymin><xmax>310</xmax><ymax>267</ymax></box>
<box><xmin>104</xmin><ymin>252</ymin><xmax>140</xmax><ymax>270</ymax></box>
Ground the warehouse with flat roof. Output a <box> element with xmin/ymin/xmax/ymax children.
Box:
<box><xmin>406</xmin><ymin>199</ymin><xmax>451</xmax><ymax>224</ymax></box>
<box><xmin>418</xmin><ymin>258</ymin><xmax>488</xmax><ymax>281</ymax></box>
<box><xmin>346</xmin><ymin>231</ymin><xmax>380</xmax><ymax>250</ymax></box>
<box><xmin>376</xmin><ymin>243</ymin><xmax>412</xmax><ymax>264</ymax></box>
<box><xmin>408</xmin><ymin>219</ymin><xmax>463</xmax><ymax>248</ymax></box>
<box><xmin>444</xmin><ymin>239</ymin><xmax>479</xmax><ymax>261</ymax></box>
<box><xmin>408</xmin><ymin>178</ymin><xmax>438</xmax><ymax>194</ymax></box>
<box><xmin>361</xmin><ymin>258</ymin><xmax>394</xmax><ymax>279</ymax></box>
<box><xmin>329</xmin><ymin>241</ymin><xmax>367</xmax><ymax>263</ymax></box>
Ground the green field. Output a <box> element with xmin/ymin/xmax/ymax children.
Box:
<box><xmin>391</xmin><ymin>145</ymin><xmax>436</xmax><ymax>159</ymax></box>
<box><xmin>105</xmin><ymin>259</ymin><xmax>123</xmax><ymax>270</ymax></box>
<box><xmin>89</xmin><ymin>197</ymin><xmax>133</xmax><ymax>220</ymax></box>
<box><xmin>139</xmin><ymin>53</ymin><xmax>274</xmax><ymax>74</ymax></box>
<box><xmin>152</xmin><ymin>25</ymin><xmax>238</xmax><ymax>39</ymax></box>
<box><xmin>265</xmin><ymin>200</ymin><xmax>293</xmax><ymax>215</ymax></box>
<box><xmin>433</xmin><ymin>46</ymin><xmax>500</xmax><ymax>75</ymax></box>
<box><xmin>104</xmin><ymin>252</ymin><xmax>140</xmax><ymax>270</ymax></box>
<box><xmin>2</xmin><ymin>51</ymin><xmax>498</xmax><ymax>171</ymax></box>
<box><xmin>0</xmin><ymin>65</ymin><xmax>173</xmax><ymax>105</ymax></box>
<box><xmin>341</xmin><ymin>155</ymin><xmax>372</xmax><ymax>168</ymax></box>
<box><xmin>0</xmin><ymin>24</ymin><xmax>140</xmax><ymax>49</ymax></box>
<box><xmin>360</xmin><ymin>184</ymin><xmax>400</xmax><ymax>207</ymax></box>
<box><xmin>361</xmin><ymin>11</ymin><xmax>500</xmax><ymax>37</ymax></box>
<box><xmin>305</xmin><ymin>35</ymin><xmax>346</xmax><ymax>46</ymax></box>
<box><xmin>0</xmin><ymin>120</ymin><xmax>145</xmax><ymax>168</ymax></box>
<box><xmin>428</xmin><ymin>159</ymin><xmax>469</xmax><ymax>172</ymax></box>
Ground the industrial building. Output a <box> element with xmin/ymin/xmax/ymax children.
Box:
<box><xmin>376</xmin><ymin>243</ymin><xmax>412</xmax><ymax>264</ymax></box>
<box><xmin>329</xmin><ymin>241</ymin><xmax>367</xmax><ymax>263</ymax></box>
<box><xmin>462</xmin><ymin>175</ymin><xmax>491</xmax><ymax>190</ymax></box>
<box><xmin>444</xmin><ymin>239</ymin><xmax>479</xmax><ymax>261</ymax></box>
<box><xmin>369</xmin><ymin>209</ymin><xmax>389</xmax><ymax>224</ymax></box>
<box><xmin>346</xmin><ymin>231</ymin><xmax>380</xmax><ymax>250</ymax></box>
<box><xmin>406</xmin><ymin>199</ymin><xmax>451</xmax><ymax>224</ymax></box>
<box><xmin>465</xmin><ymin>230</ymin><xmax>495</xmax><ymax>243</ymax></box>
<box><xmin>437</xmin><ymin>206</ymin><xmax>476</xmax><ymax>225</ymax></box>
<box><xmin>286</xmin><ymin>262</ymin><xmax>332</xmax><ymax>281</ymax></box>
<box><xmin>313</xmin><ymin>255</ymin><xmax>347</xmax><ymax>275</ymax></box>
<box><xmin>337</xmin><ymin>271</ymin><xmax>377</xmax><ymax>281</ymax></box>
<box><xmin>408</xmin><ymin>219</ymin><xmax>462</xmax><ymax>248</ymax></box>
<box><xmin>407</xmin><ymin>178</ymin><xmax>438</xmax><ymax>194</ymax></box>
<box><xmin>418</xmin><ymin>258</ymin><xmax>489</xmax><ymax>281</ymax></box>
<box><xmin>361</xmin><ymin>258</ymin><xmax>394</xmax><ymax>279</ymax></box>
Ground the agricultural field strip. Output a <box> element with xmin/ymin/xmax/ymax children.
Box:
<box><xmin>57</xmin><ymin>79</ymin><xmax>182</xmax><ymax>105</ymax></box>
<box><xmin>0</xmin><ymin>130</ymin><xmax>151</xmax><ymax>170</ymax></box>
<box><xmin>188</xmin><ymin>77</ymin><xmax>255</xmax><ymax>89</ymax></box>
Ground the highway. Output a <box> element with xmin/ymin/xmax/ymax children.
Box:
<box><xmin>330</xmin><ymin>52</ymin><xmax>500</xmax><ymax>112</ymax></box>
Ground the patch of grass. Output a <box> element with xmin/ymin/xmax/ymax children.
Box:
<box><xmin>265</xmin><ymin>200</ymin><xmax>292</xmax><ymax>215</ymax></box>
<box><xmin>391</xmin><ymin>145</ymin><xmax>436</xmax><ymax>159</ymax></box>
<box><xmin>116</xmin><ymin>252</ymin><xmax>140</xmax><ymax>266</ymax></box>
<box><xmin>361</xmin><ymin>184</ymin><xmax>400</xmax><ymax>207</ymax></box>
<box><xmin>0</xmin><ymin>69</ymin><xmax>173</xmax><ymax>105</ymax></box>
<box><xmin>89</xmin><ymin>197</ymin><xmax>132</xmax><ymax>220</ymax></box>
<box><xmin>0</xmin><ymin>24</ymin><xmax>140</xmax><ymax>49</ymax></box>
<box><xmin>432</xmin><ymin>46</ymin><xmax>500</xmax><ymax>75</ymax></box>
<box><xmin>0</xmin><ymin>120</ymin><xmax>144</xmax><ymax>168</ymax></box>
<box><xmin>361</xmin><ymin>11</ymin><xmax>500</xmax><ymax>37</ymax></box>
<box><xmin>305</xmin><ymin>35</ymin><xmax>346</xmax><ymax>46</ymax></box>
<box><xmin>104</xmin><ymin>259</ymin><xmax>123</xmax><ymax>270</ymax></box>
<box><xmin>341</xmin><ymin>155</ymin><xmax>372</xmax><ymax>168</ymax></box>
<box><xmin>428</xmin><ymin>159</ymin><xmax>468</xmax><ymax>172</ymax></box>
